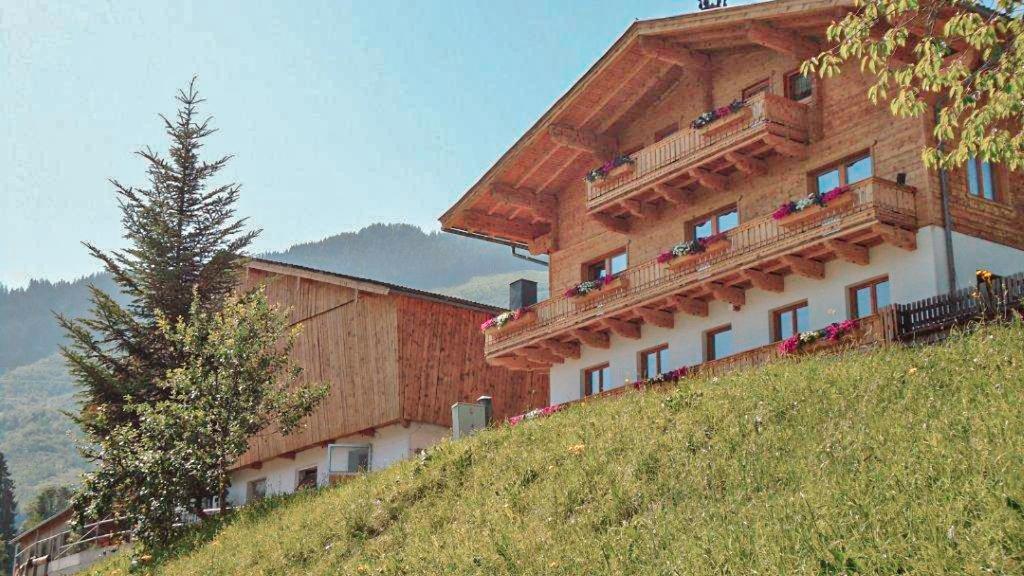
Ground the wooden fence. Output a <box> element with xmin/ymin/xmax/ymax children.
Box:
<box><xmin>892</xmin><ymin>272</ymin><xmax>1024</xmax><ymax>341</ymax></box>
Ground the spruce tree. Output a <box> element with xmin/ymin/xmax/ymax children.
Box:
<box><xmin>59</xmin><ymin>79</ymin><xmax>258</xmax><ymax>531</ymax></box>
<box><xmin>0</xmin><ymin>452</ymin><xmax>18</xmax><ymax>575</ymax></box>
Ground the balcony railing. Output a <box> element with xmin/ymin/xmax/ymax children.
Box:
<box><xmin>486</xmin><ymin>177</ymin><xmax>918</xmax><ymax>359</ymax></box>
<box><xmin>585</xmin><ymin>91</ymin><xmax>810</xmax><ymax>212</ymax></box>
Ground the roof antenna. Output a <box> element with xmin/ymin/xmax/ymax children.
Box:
<box><xmin>698</xmin><ymin>0</ymin><xmax>727</xmax><ymax>10</ymax></box>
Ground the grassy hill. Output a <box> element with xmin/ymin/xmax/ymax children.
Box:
<box><xmin>86</xmin><ymin>324</ymin><xmax>1024</xmax><ymax>575</ymax></box>
<box><xmin>0</xmin><ymin>354</ymin><xmax>86</xmax><ymax>506</ymax></box>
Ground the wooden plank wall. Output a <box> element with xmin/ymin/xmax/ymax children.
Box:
<box><xmin>234</xmin><ymin>268</ymin><xmax>401</xmax><ymax>468</ymax></box>
<box><xmin>396</xmin><ymin>295</ymin><xmax>549</xmax><ymax>426</ymax></box>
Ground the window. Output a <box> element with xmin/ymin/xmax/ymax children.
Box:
<box><xmin>849</xmin><ymin>276</ymin><xmax>891</xmax><ymax>319</ymax></box>
<box><xmin>785</xmin><ymin>71</ymin><xmax>813</xmax><ymax>101</ymax></box>
<box><xmin>585</xmin><ymin>250</ymin><xmax>628</xmax><ymax>281</ymax></box>
<box><xmin>742</xmin><ymin>78</ymin><xmax>770</xmax><ymax>100</ymax></box>
<box><xmin>296</xmin><ymin>466</ymin><xmax>318</xmax><ymax>490</ymax></box>
<box><xmin>693</xmin><ymin>206</ymin><xmax>739</xmax><ymax>241</ymax></box>
<box><xmin>706</xmin><ymin>325</ymin><xmax>733</xmax><ymax>361</ymax></box>
<box><xmin>328</xmin><ymin>444</ymin><xmax>372</xmax><ymax>475</ymax></box>
<box><xmin>816</xmin><ymin>153</ymin><xmax>872</xmax><ymax>192</ymax></box>
<box><xmin>654</xmin><ymin>122</ymin><xmax>679</xmax><ymax>143</ymax></box>
<box><xmin>582</xmin><ymin>363</ymin><xmax>611</xmax><ymax>397</ymax></box>
<box><xmin>966</xmin><ymin>156</ymin><xmax>999</xmax><ymax>201</ymax></box>
<box><xmin>247</xmin><ymin>478</ymin><xmax>267</xmax><ymax>502</ymax></box>
<box><xmin>772</xmin><ymin>301</ymin><xmax>810</xmax><ymax>342</ymax></box>
<box><xmin>638</xmin><ymin>344</ymin><xmax>669</xmax><ymax>380</ymax></box>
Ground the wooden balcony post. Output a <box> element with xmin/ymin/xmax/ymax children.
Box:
<box><xmin>780</xmin><ymin>255</ymin><xmax>825</xmax><ymax>279</ymax></box>
<box><xmin>826</xmin><ymin>239</ymin><xmax>870</xmax><ymax>265</ymax></box>
<box><xmin>724</xmin><ymin>152</ymin><xmax>767</xmax><ymax>176</ymax></box>
<box><xmin>741</xmin><ymin>269</ymin><xmax>784</xmax><ymax>292</ymax></box>
<box><xmin>573</xmin><ymin>329</ymin><xmax>610</xmax><ymax>349</ymax></box>
<box><xmin>672</xmin><ymin>295</ymin><xmax>709</xmax><ymax>317</ymax></box>
<box><xmin>637</xmin><ymin>307</ymin><xmax>675</xmax><ymax>329</ymax></box>
<box><xmin>542</xmin><ymin>339</ymin><xmax>581</xmax><ymax>359</ymax></box>
<box><xmin>603</xmin><ymin>318</ymin><xmax>642</xmax><ymax>340</ymax></box>
<box><xmin>707</xmin><ymin>283</ymin><xmax>746</xmax><ymax>307</ymax></box>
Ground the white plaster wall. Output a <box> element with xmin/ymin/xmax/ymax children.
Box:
<box><xmin>949</xmin><ymin>230</ymin><xmax>1024</xmax><ymax>289</ymax></box>
<box><xmin>549</xmin><ymin>226</ymin><xmax>965</xmax><ymax>405</ymax></box>
<box><xmin>228</xmin><ymin>422</ymin><xmax>451</xmax><ymax>506</ymax></box>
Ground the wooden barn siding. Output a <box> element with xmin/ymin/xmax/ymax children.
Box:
<box><xmin>234</xmin><ymin>269</ymin><xmax>401</xmax><ymax>468</ymax></box>
<box><xmin>396</xmin><ymin>295</ymin><xmax>549</xmax><ymax>426</ymax></box>
<box><xmin>549</xmin><ymin>50</ymin><xmax>934</xmax><ymax>293</ymax></box>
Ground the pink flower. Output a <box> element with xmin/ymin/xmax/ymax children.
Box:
<box><xmin>508</xmin><ymin>415</ymin><xmax>525</xmax><ymax>426</ymax></box>
<box><xmin>602</xmin><ymin>274</ymin><xmax>614</xmax><ymax>286</ymax></box>
<box><xmin>777</xmin><ymin>335</ymin><xmax>800</xmax><ymax>355</ymax></box>
<box><xmin>715</xmin><ymin>106</ymin><xmax>731</xmax><ymax>117</ymax></box>
<box><xmin>657</xmin><ymin>251</ymin><xmax>674</xmax><ymax>264</ymax></box>
<box><xmin>772</xmin><ymin>204</ymin><xmax>793</xmax><ymax>220</ymax></box>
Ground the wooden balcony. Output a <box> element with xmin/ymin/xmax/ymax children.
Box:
<box><xmin>487</xmin><ymin>178</ymin><xmax>918</xmax><ymax>369</ymax></box>
<box><xmin>585</xmin><ymin>91</ymin><xmax>811</xmax><ymax>227</ymax></box>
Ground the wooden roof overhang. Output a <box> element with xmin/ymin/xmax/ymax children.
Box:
<box><xmin>439</xmin><ymin>0</ymin><xmax>856</xmax><ymax>252</ymax></box>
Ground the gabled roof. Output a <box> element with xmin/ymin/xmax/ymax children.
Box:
<box><xmin>247</xmin><ymin>258</ymin><xmax>505</xmax><ymax>313</ymax></box>
<box><xmin>439</xmin><ymin>0</ymin><xmax>851</xmax><ymax>246</ymax></box>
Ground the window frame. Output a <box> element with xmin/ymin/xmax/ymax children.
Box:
<box><xmin>690</xmin><ymin>204</ymin><xmax>739</xmax><ymax>241</ymax></box>
<box><xmin>784</xmin><ymin>70</ymin><xmax>813</xmax><ymax>101</ymax></box>
<box><xmin>581</xmin><ymin>363</ymin><xmax>611</xmax><ymax>397</ymax></box>
<box><xmin>771</xmin><ymin>300</ymin><xmax>809</xmax><ymax>342</ymax></box>
<box><xmin>742</xmin><ymin>78</ymin><xmax>770</xmax><ymax>100</ymax></box>
<box><xmin>965</xmin><ymin>156</ymin><xmax>1002</xmax><ymax>202</ymax></box>
<box><xmin>637</xmin><ymin>344</ymin><xmax>669</xmax><ymax>380</ymax></box>
<box><xmin>813</xmin><ymin>152</ymin><xmax>873</xmax><ymax>193</ymax></box>
<box><xmin>848</xmin><ymin>275</ymin><xmax>891</xmax><ymax>319</ymax></box>
<box><xmin>705</xmin><ymin>324</ymin><xmax>733</xmax><ymax>362</ymax></box>
<box><xmin>295</xmin><ymin>466</ymin><xmax>319</xmax><ymax>490</ymax></box>
<box><xmin>247</xmin><ymin>477</ymin><xmax>268</xmax><ymax>502</ymax></box>
<box><xmin>582</xmin><ymin>248</ymin><xmax>628</xmax><ymax>282</ymax></box>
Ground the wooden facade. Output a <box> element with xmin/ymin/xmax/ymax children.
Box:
<box><xmin>439</xmin><ymin>0</ymin><xmax>1022</xmax><ymax>369</ymax></box>
<box><xmin>232</xmin><ymin>259</ymin><xmax>548</xmax><ymax>468</ymax></box>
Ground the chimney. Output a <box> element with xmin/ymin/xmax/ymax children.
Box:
<box><xmin>509</xmin><ymin>279</ymin><xmax>538</xmax><ymax>310</ymax></box>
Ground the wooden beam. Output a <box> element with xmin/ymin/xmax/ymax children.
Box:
<box><xmin>527</xmin><ymin>231</ymin><xmax>557</xmax><ymax>255</ymax></box>
<box><xmin>542</xmin><ymin>339</ymin><xmax>580</xmax><ymax>360</ymax></box>
<box><xmin>623</xmin><ymin>199</ymin><xmax>662</xmax><ymax>219</ymax></box>
<box><xmin>280</xmin><ymin>451</ymin><xmax>296</xmax><ymax>460</ymax></box>
<box><xmin>251</xmin><ymin>461</ymin><xmax>263</xmax><ymax>470</ymax></box>
<box><xmin>637</xmin><ymin>307</ymin><xmax>674</xmax><ymax>329</ymax></box>
<box><xmin>573</xmin><ymin>328</ymin><xmax>610</xmax><ymax>349</ymax></box>
<box><xmin>741</xmin><ymin>268</ymin><xmax>784</xmax><ymax>293</ymax></box>
<box><xmin>780</xmin><ymin>254</ymin><xmax>825</xmax><ymax>279</ymax></box>
<box><xmin>764</xmin><ymin>134</ymin><xmax>809</xmax><ymax>159</ymax></box>
<box><xmin>873</xmin><ymin>223</ymin><xmax>917</xmax><ymax>251</ymax></box>
<box><xmin>745</xmin><ymin>21</ymin><xmax>820</xmax><ymax>60</ymax></box>
<box><xmin>690</xmin><ymin>167</ymin><xmax>728</xmax><ymax>191</ymax></box>
<box><xmin>707</xmin><ymin>282</ymin><xmax>745</xmax><ymax>307</ymax></box>
<box><xmin>671</xmin><ymin>295</ymin><xmax>708</xmax><ymax>317</ymax></box>
<box><xmin>637</xmin><ymin>36</ymin><xmax>711</xmax><ymax>69</ymax></box>
<box><xmin>489</xmin><ymin>355</ymin><xmax>550</xmax><ymax>371</ymax></box>
<box><xmin>459</xmin><ymin>211</ymin><xmax>548</xmax><ymax>241</ymax></box>
<box><xmin>591</xmin><ymin>212</ymin><xmax>631</xmax><ymax>233</ymax></box>
<box><xmin>519</xmin><ymin>347</ymin><xmax>564</xmax><ymax>365</ymax></box>
<box><xmin>724</xmin><ymin>151</ymin><xmax>767</xmax><ymax>176</ymax></box>
<box><xmin>548</xmin><ymin>123</ymin><xmax>617</xmax><ymax>161</ymax></box>
<box><xmin>653</xmin><ymin>183</ymin><xmax>685</xmax><ymax>205</ymax></box>
<box><xmin>490</xmin><ymin>183</ymin><xmax>557</xmax><ymax>220</ymax></box>
<box><xmin>826</xmin><ymin>239</ymin><xmax>870</xmax><ymax>265</ymax></box>
<box><xmin>603</xmin><ymin>318</ymin><xmax>641</xmax><ymax>340</ymax></box>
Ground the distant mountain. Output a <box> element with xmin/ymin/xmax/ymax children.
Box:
<box><xmin>263</xmin><ymin>223</ymin><xmax>544</xmax><ymax>290</ymax></box>
<box><xmin>0</xmin><ymin>354</ymin><xmax>85</xmax><ymax>507</ymax></box>
<box><xmin>0</xmin><ymin>223</ymin><xmax>545</xmax><ymax>510</ymax></box>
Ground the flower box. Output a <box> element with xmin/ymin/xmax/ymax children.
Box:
<box><xmin>699</xmin><ymin>106</ymin><xmax>751</xmax><ymax>138</ymax></box>
<box><xmin>482</xmin><ymin>309</ymin><xmax>536</xmax><ymax>335</ymax></box>
<box><xmin>664</xmin><ymin>237</ymin><xmax>732</xmax><ymax>271</ymax></box>
<box><xmin>775</xmin><ymin>192</ymin><xmax>854</xmax><ymax>228</ymax></box>
<box><xmin>798</xmin><ymin>325</ymin><xmax>864</xmax><ymax>354</ymax></box>
<box><xmin>573</xmin><ymin>276</ymin><xmax>630</xmax><ymax>306</ymax></box>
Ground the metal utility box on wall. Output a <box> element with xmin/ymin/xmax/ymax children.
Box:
<box><xmin>451</xmin><ymin>402</ymin><xmax>488</xmax><ymax>439</ymax></box>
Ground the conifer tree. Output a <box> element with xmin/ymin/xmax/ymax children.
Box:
<box><xmin>0</xmin><ymin>452</ymin><xmax>18</xmax><ymax>575</ymax></box>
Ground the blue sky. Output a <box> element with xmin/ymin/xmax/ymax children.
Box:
<box><xmin>1</xmin><ymin>0</ymin><xmax>755</xmax><ymax>288</ymax></box>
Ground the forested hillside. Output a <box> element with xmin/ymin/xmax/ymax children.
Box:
<box><xmin>0</xmin><ymin>224</ymin><xmax>544</xmax><ymax>512</ymax></box>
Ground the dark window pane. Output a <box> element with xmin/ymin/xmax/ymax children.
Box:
<box><xmin>711</xmin><ymin>328</ymin><xmax>732</xmax><ymax>360</ymax></box>
<box><xmin>795</xmin><ymin>305</ymin><xmax>810</xmax><ymax>332</ymax></box>
<box><xmin>716</xmin><ymin>209</ymin><xmax>739</xmax><ymax>233</ymax></box>
<box><xmin>788</xmin><ymin>73</ymin><xmax>813</xmax><ymax>100</ymax></box>
<box><xmin>817</xmin><ymin>169</ymin><xmax>841</xmax><ymax>193</ymax></box>
<box><xmin>981</xmin><ymin>160</ymin><xmax>996</xmax><ymax>200</ymax></box>
<box><xmin>854</xmin><ymin>286</ymin><xmax>873</xmax><ymax>318</ymax></box>
<box><xmin>610</xmin><ymin>252</ymin><xmax>628</xmax><ymax>275</ymax></box>
<box><xmin>875</xmin><ymin>280</ymin><xmax>891</xmax><ymax>309</ymax></box>
<box><xmin>967</xmin><ymin>157</ymin><xmax>980</xmax><ymax>197</ymax></box>
<box><xmin>694</xmin><ymin>219</ymin><xmax>713</xmax><ymax>240</ymax></box>
<box><xmin>846</xmin><ymin>155</ymin><xmax>872</xmax><ymax>184</ymax></box>
<box><xmin>587</xmin><ymin>262</ymin><xmax>606</xmax><ymax>281</ymax></box>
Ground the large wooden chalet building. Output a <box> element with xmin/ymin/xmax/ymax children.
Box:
<box><xmin>440</xmin><ymin>0</ymin><xmax>1024</xmax><ymax>405</ymax></box>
